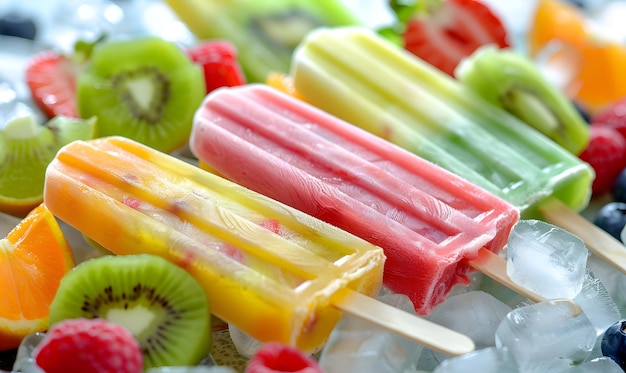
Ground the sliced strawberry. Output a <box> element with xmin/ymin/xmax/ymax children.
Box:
<box><xmin>259</xmin><ymin>218</ymin><xmax>281</xmax><ymax>234</ymax></box>
<box><xmin>25</xmin><ymin>51</ymin><xmax>81</xmax><ymax>119</ymax></box>
<box><xmin>402</xmin><ymin>0</ymin><xmax>510</xmax><ymax>76</ymax></box>
<box><xmin>186</xmin><ymin>40</ymin><xmax>246</xmax><ymax>94</ymax></box>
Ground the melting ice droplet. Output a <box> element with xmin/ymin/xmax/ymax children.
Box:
<box><xmin>506</xmin><ymin>219</ymin><xmax>588</xmax><ymax>300</ymax></box>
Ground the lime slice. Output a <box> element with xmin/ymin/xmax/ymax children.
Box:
<box><xmin>0</xmin><ymin>114</ymin><xmax>96</xmax><ymax>217</ymax></box>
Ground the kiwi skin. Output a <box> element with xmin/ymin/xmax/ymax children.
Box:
<box><xmin>47</xmin><ymin>254</ymin><xmax>211</xmax><ymax>369</ymax></box>
<box><xmin>76</xmin><ymin>37</ymin><xmax>205</xmax><ymax>153</ymax></box>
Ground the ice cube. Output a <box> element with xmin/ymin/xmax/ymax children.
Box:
<box><xmin>582</xmin><ymin>333</ymin><xmax>605</xmax><ymax>364</ymax></box>
<box><xmin>587</xmin><ymin>254</ymin><xmax>626</xmax><ymax>316</ymax></box>
<box><xmin>12</xmin><ymin>332</ymin><xmax>46</xmax><ymax>373</ymax></box>
<box><xmin>557</xmin><ymin>357</ymin><xmax>624</xmax><ymax>372</ymax></box>
<box><xmin>432</xmin><ymin>347</ymin><xmax>520</xmax><ymax>373</ymax></box>
<box><xmin>408</xmin><ymin>291</ymin><xmax>511</xmax><ymax>370</ymax></box>
<box><xmin>428</xmin><ymin>291</ymin><xmax>512</xmax><ymax>349</ymax></box>
<box><xmin>495</xmin><ymin>299</ymin><xmax>597</xmax><ymax>370</ymax></box>
<box><xmin>574</xmin><ymin>270</ymin><xmax>621</xmax><ymax>336</ymax></box>
<box><xmin>413</xmin><ymin>347</ymin><xmax>445</xmax><ymax>372</ymax></box>
<box><xmin>506</xmin><ymin>220</ymin><xmax>588</xmax><ymax>300</ymax></box>
<box><xmin>318</xmin><ymin>293</ymin><xmax>424</xmax><ymax>373</ymax></box>
<box><xmin>476</xmin><ymin>274</ymin><xmax>530</xmax><ymax>308</ymax></box>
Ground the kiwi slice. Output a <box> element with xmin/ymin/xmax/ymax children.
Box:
<box><xmin>48</xmin><ymin>254</ymin><xmax>211</xmax><ymax>369</ymax></box>
<box><xmin>0</xmin><ymin>114</ymin><xmax>96</xmax><ymax>217</ymax></box>
<box><xmin>76</xmin><ymin>37</ymin><xmax>204</xmax><ymax>153</ymax></box>
<box><xmin>455</xmin><ymin>45</ymin><xmax>590</xmax><ymax>155</ymax></box>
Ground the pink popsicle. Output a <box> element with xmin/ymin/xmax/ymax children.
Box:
<box><xmin>190</xmin><ymin>84</ymin><xmax>519</xmax><ymax>314</ymax></box>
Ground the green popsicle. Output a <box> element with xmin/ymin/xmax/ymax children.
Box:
<box><xmin>165</xmin><ymin>0</ymin><xmax>362</xmax><ymax>82</ymax></box>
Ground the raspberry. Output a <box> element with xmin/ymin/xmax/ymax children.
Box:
<box><xmin>591</xmin><ymin>96</ymin><xmax>626</xmax><ymax>140</ymax></box>
<box><xmin>244</xmin><ymin>342</ymin><xmax>323</xmax><ymax>373</ymax></box>
<box><xmin>33</xmin><ymin>318</ymin><xmax>143</xmax><ymax>373</ymax></box>
<box><xmin>579</xmin><ymin>126</ymin><xmax>626</xmax><ymax>195</ymax></box>
<box><xmin>186</xmin><ymin>41</ymin><xmax>246</xmax><ymax>94</ymax></box>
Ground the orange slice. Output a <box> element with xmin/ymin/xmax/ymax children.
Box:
<box><xmin>527</xmin><ymin>0</ymin><xmax>587</xmax><ymax>57</ymax></box>
<box><xmin>527</xmin><ymin>0</ymin><xmax>626</xmax><ymax>112</ymax></box>
<box><xmin>0</xmin><ymin>203</ymin><xmax>76</xmax><ymax>350</ymax></box>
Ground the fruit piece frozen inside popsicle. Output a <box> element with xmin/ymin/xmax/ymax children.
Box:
<box><xmin>164</xmin><ymin>0</ymin><xmax>362</xmax><ymax>82</ymax></box>
<box><xmin>42</xmin><ymin>136</ymin><xmax>386</xmax><ymax>352</ymax></box>
<box><xmin>189</xmin><ymin>84</ymin><xmax>520</xmax><ymax>315</ymax></box>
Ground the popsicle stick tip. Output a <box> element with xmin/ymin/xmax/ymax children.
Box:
<box><xmin>539</xmin><ymin>197</ymin><xmax>626</xmax><ymax>276</ymax></box>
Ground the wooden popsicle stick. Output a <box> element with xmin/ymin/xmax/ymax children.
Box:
<box><xmin>539</xmin><ymin>197</ymin><xmax>626</xmax><ymax>275</ymax></box>
<box><xmin>330</xmin><ymin>288</ymin><xmax>476</xmax><ymax>357</ymax></box>
<box><xmin>468</xmin><ymin>247</ymin><xmax>547</xmax><ymax>304</ymax></box>
<box><xmin>329</xmin><ymin>246</ymin><xmax>553</xmax><ymax>357</ymax></box>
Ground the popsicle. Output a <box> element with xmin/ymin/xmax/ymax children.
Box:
<box><xmin>189</xmin><ymin>83</ymin><xmax>521</xmax><ymax>315</ymax></box>
<box><xmin>164</xmin><ymin>0</ymin><xmax>362</xmax><ymax>82</ymax></box>
<box><xmin>288</xmin><ymin>26</ymin><xmax>626</xmax><ymax>275</ymax></box>
<box><xmin>43</xmin><ymin>136</ymin><xmax>475</xmax><ymax>356</ymax></box>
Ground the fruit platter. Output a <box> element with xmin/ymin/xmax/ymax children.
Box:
<box><xmin>4</xmin><ymin>0</ymin><xmax>626</xmax><ymax>372</ymax></box>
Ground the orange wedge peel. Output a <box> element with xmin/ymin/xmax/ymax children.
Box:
<box><xmin>0</xmin><ymin>203</ymin><xmax>76</xmax><ymax>350</ymax></box>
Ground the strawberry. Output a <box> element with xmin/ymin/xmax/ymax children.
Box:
<box><xmin>579</xmin><ymin>126</ymin><xmax>626</xmax><ymax>195</ymax></box>
<box><xmin>25</xmin><ymin>51</ymin><xmax>81</xmax><ymax>119</ymax></box>
<box><xmin>186</xmin><ymin>40</ymin><xmax>246</xmax><ymax>94</ymax></box>
<box><xmin>245</xmin><ymin>342</ymin><xmax>323</xmax><ymax>373</ymax></box>
<box><xmin>399</xmin><ymin>0</ymin><xmax>510</xmax><ymax>76</ymax></box>
<box><xmin>591</xmin><ymin>96</ymin><xmax>626</xmax><ymax>141</ymax></box>
<box><xmin>259</xmin><ymin>218</ymin><xmax>281</xmax><ymax>234</ymax></box>
<box><xmin>33</xmin><ymin>318</ymin><xmax>143</xmax><ymax>373</ymax></box>
<box><xmin>24</xmin><ymin>36</ymin><xmax>104</xmax><ymax>120</ymax></box>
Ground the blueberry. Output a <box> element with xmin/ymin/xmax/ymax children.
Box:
<box><xmin>567</xmin><ymin>0</ymin><xmax>588</xmax><ymax>8</ymax></box>
<box><xmin>602</xmin><ymin>320</ymin><xmax>626</xmax><ymax>369</ymax></box>
<box><xmin>593</xmin><ymin>202</ymin><xmax>626</xmax><ymax>241</ymax></box>
<box><xmin>0</xmin><ymin>11</ymin><xmax>37</xmax><ymax>40</ymax></box>
<box><xmin>566</xmin><ymin>0</ymin><xmax>603</xmax><ymax>10</ymax></box>
<box><xmin>613</xmin><ymin>168</ymin><xmax>626</xmax><ymax>203</ymax></box>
